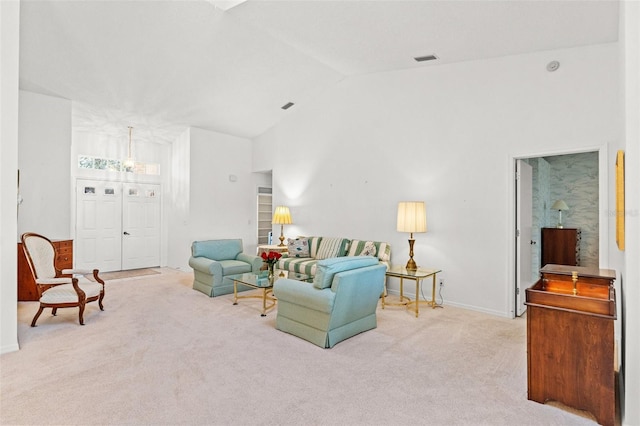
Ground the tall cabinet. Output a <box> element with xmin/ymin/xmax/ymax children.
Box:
<box><xmin>526</xmin><ymin>264</ymin><xmax>616</xmax><ymax>426</ymax></box>
<box><xmin>540</xmin><ymin>228</ymin><xmax>580</xmax><ymax>267</ymax></box>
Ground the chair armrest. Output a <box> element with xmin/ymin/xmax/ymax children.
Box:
<box><xmin>35</xmin><ymin>277</ymin><xmax>72</xmax><ymax>285</ymax></box>
<box><xmin>329</xmin><ymin>265</ymin><xmax>386</xmax><ymax>323</ymax></box>
<box><xmin>189</xmin><ymin>256</ymin><xmax>222</xmax><ymax>275</ymax></box>
<box><xmin>62</xmin><ymin>268</ymin><xmax>104</xmax><ymax>284</ymax></box>
<box><xmin>61</xmin><ymin>268</ymin><xmax>92</xmax><ymax>275</ymax></box>
<box><xmin>330</xmin><ymin>265</ymin><xmax>386</xmax><ymax>294</ymax></box>
<box><xmin>273</xmin><ymin>279</ymin><xmax>335</xmax><ymax>313</ymax></box>
<box><xmin>237</xmin><ymin>253</ymin><xmax>263</xmax><ymax>272</ymax></box>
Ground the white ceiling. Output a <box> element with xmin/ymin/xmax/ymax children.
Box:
<box><xmin>18</xmin><ymin>0</ymin><xmax>620</xmax><ymax>144</ymax></box>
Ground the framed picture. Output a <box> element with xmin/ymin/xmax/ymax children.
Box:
<box><xmin>616</xmin><ymin>150</ymin><xmax>625</xmax><ymax>251</ymax></box>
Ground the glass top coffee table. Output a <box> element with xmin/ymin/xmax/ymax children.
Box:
<box><xmin>229</xmin><ymin>269</ymin><xmax>311</xmax><ymax>316</ymax></box>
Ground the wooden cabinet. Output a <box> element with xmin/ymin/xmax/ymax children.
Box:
<box><xmin>540</xmin><ymin>228</ymin><xmax>580</xmax><ymax>267</ymax></box>
<box><xmin>526</xmin><ymin>264</ymin><xmax>616</xmax><ymax>426</ymax></box>
<box><xmin>17</xmin><ymin>239</ymin><xmax>73</xmax><ymax>301</ymax></box>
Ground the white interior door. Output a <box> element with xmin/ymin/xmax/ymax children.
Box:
<box><xmin>75</xmin><ymin>179</ymin><xmax>123</xmax><ymax>272</ymax></box>
<box><xmin>122</xmin><ymin>183</ymin><xmax>161</xmax><ymax>270</ymax></box>
<box><xmin>516</xmin><ymin>160</ymin><xmax>533</xmax><ymax>316</ymax></box>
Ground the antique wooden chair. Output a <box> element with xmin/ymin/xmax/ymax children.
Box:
<box><xmin>21</xmin><ymin>232</ymin><xmax>105</xmax><ymax>326</ymax></box>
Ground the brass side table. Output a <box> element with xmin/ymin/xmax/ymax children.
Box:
<box><xmin>383</xmin><ymin>266</ymin><xmax>442</xmax><ymax>317</ymax></box>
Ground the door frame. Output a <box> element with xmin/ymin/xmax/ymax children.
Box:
<box><xmin>515</xmin><ymin>159</ymin><xmax>533</xmax><ymax>317</ymax></box>
<box><xmin>508</xmin><ymin>144</ymin><xmax>608</xmax><ymax>318</ymax></box>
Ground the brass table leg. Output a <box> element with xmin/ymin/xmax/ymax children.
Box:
<box><xmin>260</xmin><ymin>288</ymin><xmax>268</xmax><ymax>317</ymax></box>
<box><xmin>431</xmin><ymin>275</ymin><xmax>436</xmax><ymax>309</ymax></box>
<box><xmin>233</xmin><ymin>280</ymin><xmax>238</xmax><ymax>305</ymax></box>
<box><xmin>414</xmin><ymin>278</ymin><xmax>420</xmax><ymax>317</ymax></box>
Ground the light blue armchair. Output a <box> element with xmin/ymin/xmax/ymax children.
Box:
<box><xmin>273</xmin><ymin>256</ymin><xmax>386</xmax><ymax>348</ymax></box>
<box><xmin>189</xmin><ymin>239</ymin><xmax>262</xmax><ymax>297</ymax></box>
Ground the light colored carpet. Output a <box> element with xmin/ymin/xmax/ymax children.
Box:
<box><xmin>86</xmin><ymin>268</ymin><xmax>161</xmax><ymax>281</ymax></box>
<box><xmin>1</xmin><ymin>268</ymin><xmax>600</xmax><ymax>425</ymax></box>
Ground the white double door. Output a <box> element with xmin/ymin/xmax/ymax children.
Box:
<box><xmin>76</xmin><ymin>179</ymin><xmax>160</xmax><ymax>272</ymax></box>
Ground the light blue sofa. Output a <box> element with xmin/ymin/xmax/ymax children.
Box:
<box><xmin>273</xmin><ymin>256</ymin><xmax>386</xmax><ymax>348</ymax></box>
<box><xmin>189</xmin><ymin>239</ymin><xmax>263</xmax><ymax>297</ymax></box>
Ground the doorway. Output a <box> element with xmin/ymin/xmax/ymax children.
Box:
<box><xmin>75</xmin><ymin>179</ymin><xmax>161</xmax><ymax>272</ymax></box>
<box><xmin>513</xmin><ymin>149</ymin><xmax>605</xmax><ymax>317</ymax></box>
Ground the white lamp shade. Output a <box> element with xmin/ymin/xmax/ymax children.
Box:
<box><xmin>397</xmin><ymin>201</ymin><xmax>427</xmax><ymax>233</ymax></box>
<box><xmin>551</xmin><ymin>200</ymin><xmax>569</xmax><ymax>211</ymax></box>
<box><xmin>272</xmin><ymin>206</ymin><xmax>292</xmax><ymax>225</ymax></box>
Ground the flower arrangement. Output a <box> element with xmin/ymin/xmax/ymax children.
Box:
<box><xmin>261</xmin><ymin>251</ymin><xmax>282</xmax><ymax>277</ymax></box>
<box><xmin>261</xmin><ymin>250</ymin><xmax>282</xmax><ymax>265</ymax></box>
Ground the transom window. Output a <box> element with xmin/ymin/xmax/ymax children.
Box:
<box><xmin>78</xmin><ymin>155</ymin><xmax>160</xmax><ymax>175</ymax></box>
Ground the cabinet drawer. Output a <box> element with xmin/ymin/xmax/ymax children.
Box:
<box><xmin>56</xmin><ymin>246</ymin><xmax>72</xmax><ymax>257</ymax></box>
<box><xmin>55</xmin><ymin>240</ymin><xmax>73</xmax><ymax>249</ymax></box>
<box><xmin>54</xmin><ymin>240</ymin><xmax>73</xmax><ymax>269</ymax></box>
<box><xmin>56</xmin><ymin>255</ymin><xmax>73</xmax><ymax>267</ymax></box>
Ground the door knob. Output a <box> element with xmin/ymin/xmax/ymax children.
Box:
<box><xmin>530</xmin><ymin>240</ymin><xmax>536</xmax><ymax>245</ymax></box>
<box><xmin>124</xmin><ymin>232</ymin><xmax>130</xmax><ymax>235</ymax></box>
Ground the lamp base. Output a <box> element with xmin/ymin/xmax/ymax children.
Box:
<box><xmin>278</xmin><ymin>225</ymin><xmax>286</xmax><ymax>247</ymax></box>
<box><xmin>406</xmin><ymin>258</ymin><xmax>418</xmax><ymax>271</ymax></box>
<box><xmin>556</xmin><ymin>211</ymin><xmax>564</xmax><ymax>229</ymax></box>
<box><xmin>406</xmin><ymin>238</ymin><xmax>418</xmax><ymax>271</ymax></box>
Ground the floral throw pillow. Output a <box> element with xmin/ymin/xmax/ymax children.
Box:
<box><xmin>359</xmin><ymin>241</ymin><xmax>377</xmax><ymax>257</ymax></box>
<box><xmin>287</xmin><ymin>237</ymin><xmax>310</xmax><ymax>258</ymax></box>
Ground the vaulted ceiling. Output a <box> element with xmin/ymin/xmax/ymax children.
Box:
<box><xmin>18</xmin><ymin>0</ymin><xmax>620</xmax><ymax>144</ymax></box>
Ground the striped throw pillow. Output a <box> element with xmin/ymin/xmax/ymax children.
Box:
<box><xmin>315</xmin><ymin>237</ymin><xmax>349</xmax><ymax>260</ymax></box>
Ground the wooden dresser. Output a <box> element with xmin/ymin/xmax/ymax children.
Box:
<box><xmin>540</xmin><ymin>227</ymin><xmax>581</xmax><ymax>267</ymax></box>
<box><xmin>526</xmin><ymin>264</ymin><xmax>616</xmax><ymax>426</ymax></box>
<box><xmin>17</xmin><ymin>239</ymin><xmax>73</xmax><ymax>301</ymax></box>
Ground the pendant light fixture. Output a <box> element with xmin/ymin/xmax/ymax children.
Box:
<box><xmin>124</xmin><ymin>126</ymin><xmax>135</xmax><ymax>170</ymax></box>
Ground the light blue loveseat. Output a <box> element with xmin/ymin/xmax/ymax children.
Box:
<box><xmin>273</xmin><ymin>256</ymin><xmax>386</xmax><ymax>348</ymax></box>
<box><xmin>189</xmin><ymin>239</ymin><xmax>262</xmax><ymax>297</ymax></box>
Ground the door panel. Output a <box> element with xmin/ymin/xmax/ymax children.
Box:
<box><xmin>122</xmin><ymin>183</ymin><xmax>161</xmax><ymax>270</ymax></box>
<box><xmin>516</xmin><ymin>160</ymin><xmax>533</xmax><ymax>317</ymax></box>
<box><xmin>76</xmin><ymin>179</ymin><xmax>123</xmax><ymax>272</ymax></box>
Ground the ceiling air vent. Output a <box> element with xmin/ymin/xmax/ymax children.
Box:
<box><xmin>281</xmin><ymin>102</ymin><xmax>295</xmax><ymax>110</ymax></box>
<box><xmin>414</xmin><ymin>54</ymin><xmax>438</xmax><ymax>62</ymax></box>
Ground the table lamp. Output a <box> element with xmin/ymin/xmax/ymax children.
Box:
<box><xmin>551</xmin><ymin>200</ymin><xmax>569</xmax><ymax>228</ymax></box>
<box><xmin>272</xmin><ymin>206</ymin><xmax>292</xmax><ymax>247</ymax></box>
<box><xmin>397</xmin><ymin>201</ymin><xmax>427</xmax><ymax>271</ymax></box>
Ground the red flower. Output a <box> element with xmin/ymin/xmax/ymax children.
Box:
<box><xmin>261</xmin><ymin>251</ymin><xmax>282</xmax><ymax>264</ymax></box>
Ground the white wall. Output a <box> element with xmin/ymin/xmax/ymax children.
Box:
<box><xmin>168</xmin><ymin>127</ymin><xmax>256</xmax><ymax>271</ymax></box>
<box><xmin>254</xmin><ymin>43</ymin><xmax>621</xmax><ymax>317</ymax></box>
<box><xmin>621</xmin><ymin>1</ymin><xmax>640</xmax><ymax>424</ymax></box>
<box><xmin>0</xmin><ymin>0</ymin><xmax>20</xmax><ymax>354</ymax></box>
<box><xmin>17</xmin><ymin>91</ymin><xmax>72</xmax><ymax>239</ymax></box>
<box><xmin>167</xmin><ymin>128</ymin><xmax>191</xmax><ymax>270</ymax></box>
